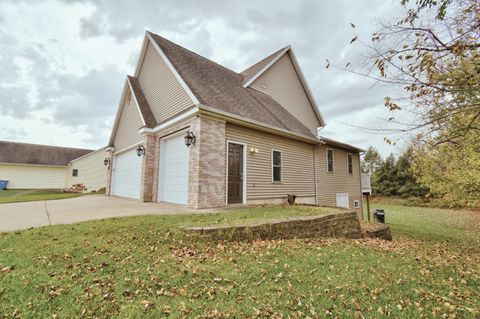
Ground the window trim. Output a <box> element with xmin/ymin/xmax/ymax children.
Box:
<box><xmin>347</xmin><ymin>153</ymin><xmax>353</xmax><ymax>175</ymax></box>
<box><xmin>72</xmin><ymin>169</ymin><xmax>79</xmax><ymax>177</ymax></box>
<box><xmin>326</xmin><ymin>148</ymin><xmax>334</xmax><ymax>173</ymax></box>
<box><xmin>353</xmin><ymin>200</ymin><xmax>360</xmax><ymax>208</ymax></box>
<box><xmin>271</xmin><ymin>149</ymin><xmax>283</xmax><ymax>183</ymax></box>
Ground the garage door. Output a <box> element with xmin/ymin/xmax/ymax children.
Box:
<box><xmin>158</xmin><ymin>133</ymin><xmax>189</xmax><ymax>205</ymax></box>
<box><xmin>111</xmin><ymin>148</ymin><xmax>142</xmax><ymax>199</ymax></box>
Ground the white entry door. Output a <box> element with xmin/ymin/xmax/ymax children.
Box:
<box><xmin>336</xmin><ymin>193</ymin><xmax>349</xmax><ymax>208</ymax></box>
<box><xmin>111</xmin><ymin>148</ymin><xmax>142</xmax><ymax>199</ymax></box>
<box><xmin>158</xmin><ymin>133</ymin><xmax>189</xmax><ymax>205</ymax></box>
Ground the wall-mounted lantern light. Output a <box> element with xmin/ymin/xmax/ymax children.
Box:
<box><xmin>136</xmin><ymin>145</ymin><xmax>145</xmax><ymax>157</ymax></box>
<box><xmin>103</xmin><ymin>158</ymin><xmax>111</xmax><ymax>166</ymax></box>
<box><xmin>250</xmin><ymin>147</ymin><xmax>258</xmax><ymax>154</ymax></box>
<box><xmin>184</xmin><ymin>131</ymin><xmax>196</xmax><ymax>148</ymax></box>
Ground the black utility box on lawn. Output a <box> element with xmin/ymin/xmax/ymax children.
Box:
<box><xmin>374</xmin><ymin>209</ymin><xmax>386</xmax><ymax>223</ymax></box>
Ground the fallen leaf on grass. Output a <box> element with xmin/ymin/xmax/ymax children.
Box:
<box><xmin>1</xmin><ymin>266</ymin><xmax>14</xmax><ymax>273</ymax></box>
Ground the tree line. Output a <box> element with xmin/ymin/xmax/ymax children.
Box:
<box><xmin>362</xmin><ymin>144</ymin><xmax>479</xmax><ymax>208</ymax></box>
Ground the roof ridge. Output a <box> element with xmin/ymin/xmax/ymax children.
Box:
<box><xmin>148</xmin><ymin>31</ymin><xmax>241</xmax><ymax>78</ymax></box>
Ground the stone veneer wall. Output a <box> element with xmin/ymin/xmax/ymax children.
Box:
<box><xmin>186</xmin><ymin>211</ymin><xmax>362</xmax><ymax>241</ymax></box>
<box><xmin>105</xmin><ymin>149</ymin><xmax>114</xmax><ymax>196</ymax></box>
<box><xmin>188</xmin><ymin>115</ymin><xmax>226</xmax><ymax>209</ymax></box>
<box><xmin>140</xmin><ymin>134</ymin><xmax>156</xmax><ymax>202</ymax></box>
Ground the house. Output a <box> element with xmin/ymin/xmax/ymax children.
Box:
<box><xmin>107</xmin><ymin>31</ymin><xmax>364</xmax><ymax>213</ymax></box>
<box><xmin>0</xmin><ymin>141</ymin><xmax>107</xmax><ymax>192</ymax></box>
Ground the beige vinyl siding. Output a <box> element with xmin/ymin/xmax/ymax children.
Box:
<box><xmin>138</xmin><ymin>41</ymin><xmax>195</xmax><ymax>123</ymax></box>
<box><xmin>250</xmin><ymin>53</ymin><xmax>321</xmax><ymax>134</ymax></box>
<box><xmin>113</xmin><ymin>89</ymin><xmax>144</xmax><ymax>151</ymax></box>
<box><xmin>315</xmin><ymin>145</ymin><xmax>363</xmax><ymax>213</ymax></box>
<box><xmin>64</xmin><ymin>149</ymin><xmax>107</xmax><ymax>192</ymax></box>
<box><xmin>225</xmin><ymin>123</ymin><xmax>315</xmax><ymax>201</ymax></box>
<box><xmin>0</xmin><ymin>164</ymin><xmax>66</xmax><ymax>189</ymax></box>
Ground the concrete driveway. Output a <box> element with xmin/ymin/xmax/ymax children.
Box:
<box><xmin>0</xmin><ymin>195</ymin><xmax>195</xmax><ymax>233</ymax></box>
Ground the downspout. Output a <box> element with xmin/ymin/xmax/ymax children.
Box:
<box><xmin>313</xmin><ymin>145</ymin><xmax>318</xmax><ymax>205</ymax></box>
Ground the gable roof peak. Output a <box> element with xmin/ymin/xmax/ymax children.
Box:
<box><xmin>240</xmin><ymin>45</ymin><xmax>290</xmax><ymax>86</ymax></box>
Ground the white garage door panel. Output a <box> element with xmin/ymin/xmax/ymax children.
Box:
<box><xmin>111</xmin><ymin>149</ymin><xmax>142</xmax><ymax>199</ymax></box>
<box><xmin>159</xmin><ymin>134</ymin><xmax>189</xmax><ymax>205</ymax></box>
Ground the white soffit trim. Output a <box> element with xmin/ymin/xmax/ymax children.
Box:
<box><xmin>145</xmin><ymin>31</ymin><xmax>200</xmax><ymax>106</ymax></box>
<box><xmin>108</xmin><ymin>79</ymin><xmax>129</xmax><ymax>146</ymax></box>
<box><xmin>242</xmin><ymin>46</ymin><xmax>290</xmax><ymax>88</ymax></box>
<box><xmin>198</xmin><ymin>104</ymin><xmax>320</xmax><ymax>144</ymax></box>
<box><xmin>139</xmin><ymin>106</ymin><xmax>199</xmax><ymax>134</ymax></box>
<box><xmin>133</xmin><ymin>33</ymin><xmax>149</xmax><ymax>78</ymax></box>
<box><xmin>0</xmin><ymin>162</ymin><xmax>67</xmax><ymax>168</ymax></box>
<box><xmin>69</xmin><ymin>146</ymin><xmax>107</xmax><ymax>163</ymax></box>
<box><xmin>243</xmin><ymin>46</ymin><xmax>326</xmax><ymax>128</ymax></box>
<box><xmin>126</xmin><ymin>76</ymin><xmax>147</xmax><ymax>126</ymax></box>
<box><xmin>113</xmin><ymin>141</ymin><xmax>143</xmax><ymax>156</ymax></box>
<box><xmin>287</xmin><ymin>48</ymin><xmax>326</xmax><ymax>127</ymax></box>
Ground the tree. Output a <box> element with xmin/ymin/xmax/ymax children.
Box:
<box><xmin>361</xmin><ymin>146</ymin><xmax>383</xmax><ymax>173</ymax></box>
<box><xmin>412</xmin><ymin>117</ymin><xmax>480</xmax><ymax>207</ymax></box>
<box><xmin>336</xmin><ymin>0</ymin><xmax>480</xmax><ymax>146</ymax></box>
<box><xmin>373</xmin><ymin>154</ymin><xmax>399</xmax><ymax>196</ymax></box>
<box><xmin>396</xmin><ymin>147</ymin><xmax>429</xmax><ymax>198</ymax></box>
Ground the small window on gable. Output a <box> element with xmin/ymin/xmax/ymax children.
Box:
<box><xmin>72</xmin><ymin>169</ymin><xmax>79</xmax><ymax>177</ymax></box>
<box><xmin>326</xmin><ymin>149</ymin><xmax>334</xmax><ymax>173</ymax></box>
<box><xmin>347</xmin><ymin>153</ymin><xmax>353</xmax><ymax>175</ymax></box>
<box><xmin>272</xmin><ymin>150</ymin><xmax>282</xmax><ymax>182</ymax></box>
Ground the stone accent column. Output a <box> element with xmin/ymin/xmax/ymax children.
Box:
<box><xmin>105</xmin><ymin>147</ymin><xmax>114</xmax><ymax>196</ymax></box>
<box><xmin>188</xmin><ymin>115</ymin><xmax>226</xmax><ymax>209</ymax></box>
<box><xmin>140</xmin><ymin>134</ymin><xmax>157</xmax><ymax>202</ymax></box>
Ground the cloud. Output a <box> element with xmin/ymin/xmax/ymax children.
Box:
<box><xmin>0</xmin><ymin>0</ymin><xmax>409</xmax><ymax>157</ymax></box>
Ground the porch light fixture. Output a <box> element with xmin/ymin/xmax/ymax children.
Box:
<box><xmin>184</xmin><ymin>131</ymin><xmax>196</xmax><ymax>148</ymax></box>
<box><xmin>250</xmin><ymin>147</ymin><xmax>258</xmax><ymax>154</ymax></box>
<box><xmin>103</xmin><ymin>158</ymin><xmax>111</xmax><ymax>166</ymax></box>
<box><xmin>136</xmin><ymin>145</ymin><xmax>145</xmax><ymax>157</ymax></box>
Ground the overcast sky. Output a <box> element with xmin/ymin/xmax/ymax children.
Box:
<box><xmin>0</xmin><ymin>0</ymin><xmax>411</xmax><ymax>157</ymax></box>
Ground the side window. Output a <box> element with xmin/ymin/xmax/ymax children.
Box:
<box><xmin>326</xmin><ymin>149</ymin><xmax>334</xmax><ymax>173</ymax></box>
<box><xmin>272</xmin><ymin>150</ymin><xmax>282</xmax><ymax>182</ymax></box>
<box><xmin>72</xmin><ymin>169</ymin><xmax>79</xmax><ymax>177</ymax></box>
<box><xmin>347</xmin><ymin>153</ymin><xmax>353</xmax><ymax>174</ymax></box>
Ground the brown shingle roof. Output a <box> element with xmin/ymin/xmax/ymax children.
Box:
<box><xmin>240</xmin><ymin>46</ymin><xmax>288</xmax><ymax>85</ymax></box>
<box><xmin>149</xmin><ymin>32</ymin><xmax>316</xmax><ymax>139</ymax></box>
<box><xmin>127</xmin><ymin>75</ymin><xmax>156</xmax><ymax>128</ymax></box>
<box><xmin>0</xmin><ymin>141</ymin><xmax>93</xmax><ymax>166</ymax></box>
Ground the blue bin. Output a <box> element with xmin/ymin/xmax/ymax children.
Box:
<box><xmin>0</xmin><ymin>180</ymin><xmax>8</xmax><ymax>190</ymax></box>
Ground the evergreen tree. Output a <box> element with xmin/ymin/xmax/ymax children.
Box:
<box><xmin>396</xmin><ymin>147</ymin><xmax>429</xmax><ymax>198</ymax></box>
<box><xmin>361</xmin><ymin>146</ymin><xmax>383</xmax><ymax>174</ymax></box>
<box><xmin>373</xmin><ymin>154</ymin><xmax>399</xmax><ymax>196</ymax></box>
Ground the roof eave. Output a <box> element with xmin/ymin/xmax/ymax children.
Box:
<box><xmin>319</xmin><ymin>136</ymin><xmax>365</xmax><ymax>153</ymax></box>
<box><xmin>198</xmin><ymin>104</ymin><xmax>321</xmax><ymax>144</ymax></box>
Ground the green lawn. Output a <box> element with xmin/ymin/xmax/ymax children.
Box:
<box><xmin>0</xmin><ymin>189</ymin><xmax>82</xmax><ymax>204</ymax></box>
<box><xmin>0</xmin><ymin>204</ymin><xmax>479</xmax><ymax>318</ymax></box>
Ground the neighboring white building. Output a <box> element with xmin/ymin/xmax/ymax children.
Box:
<box><xmin>0</xmin><ymin>141</ymin><xmax>107</xmax><ymax>192</ymax></box>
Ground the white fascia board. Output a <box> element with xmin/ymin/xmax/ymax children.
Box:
<box><xmin>242</xmin><ymin>46</ymin><xmax>290</xmax><ymax>88</ymax></box>
<box><xmin>287</xmin><ymin>48</ymin><xmax>326</xmax><ymax>127</ymax></box>
<box><xmin>0</xmin><ymin>162</ymin><xmax>67</xmax><ymax>168</ymax></box>
<box><xmin>108</xmin><ymin>79</ymin><xmax>129</xmax><ymax>147</ymax></box>
<box><xmin>198</xmin><ymin>104</ymin><xmax>321</xmax><ymax>144</ymax></box>
<box><xmin>138</xmin><ymin>106</ymin><xmax>199</xmax><ymax>134</ymax></box>
<box><xmin>133</xmin><ymin>33</ymin><xmax>149</xmax><ymax>78</ymax></box>
<box><xmin>69</xmin><ymin>146</ymin><xmax>107</xmax><ymax>164</ymax></box>
<box><xmin>126</xmin><ymin>76</ymin><xmax>147</xmax><ymax>126</ymax></box>
<box><xmin>318</xmin><ymin>136</ymin><xmax>365</xmax><ymax>153</ymax></box>
<box><xmin>145</xmin><ymin>31</ymin><xmax>200</xmax><ymax>106</ymax></box>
